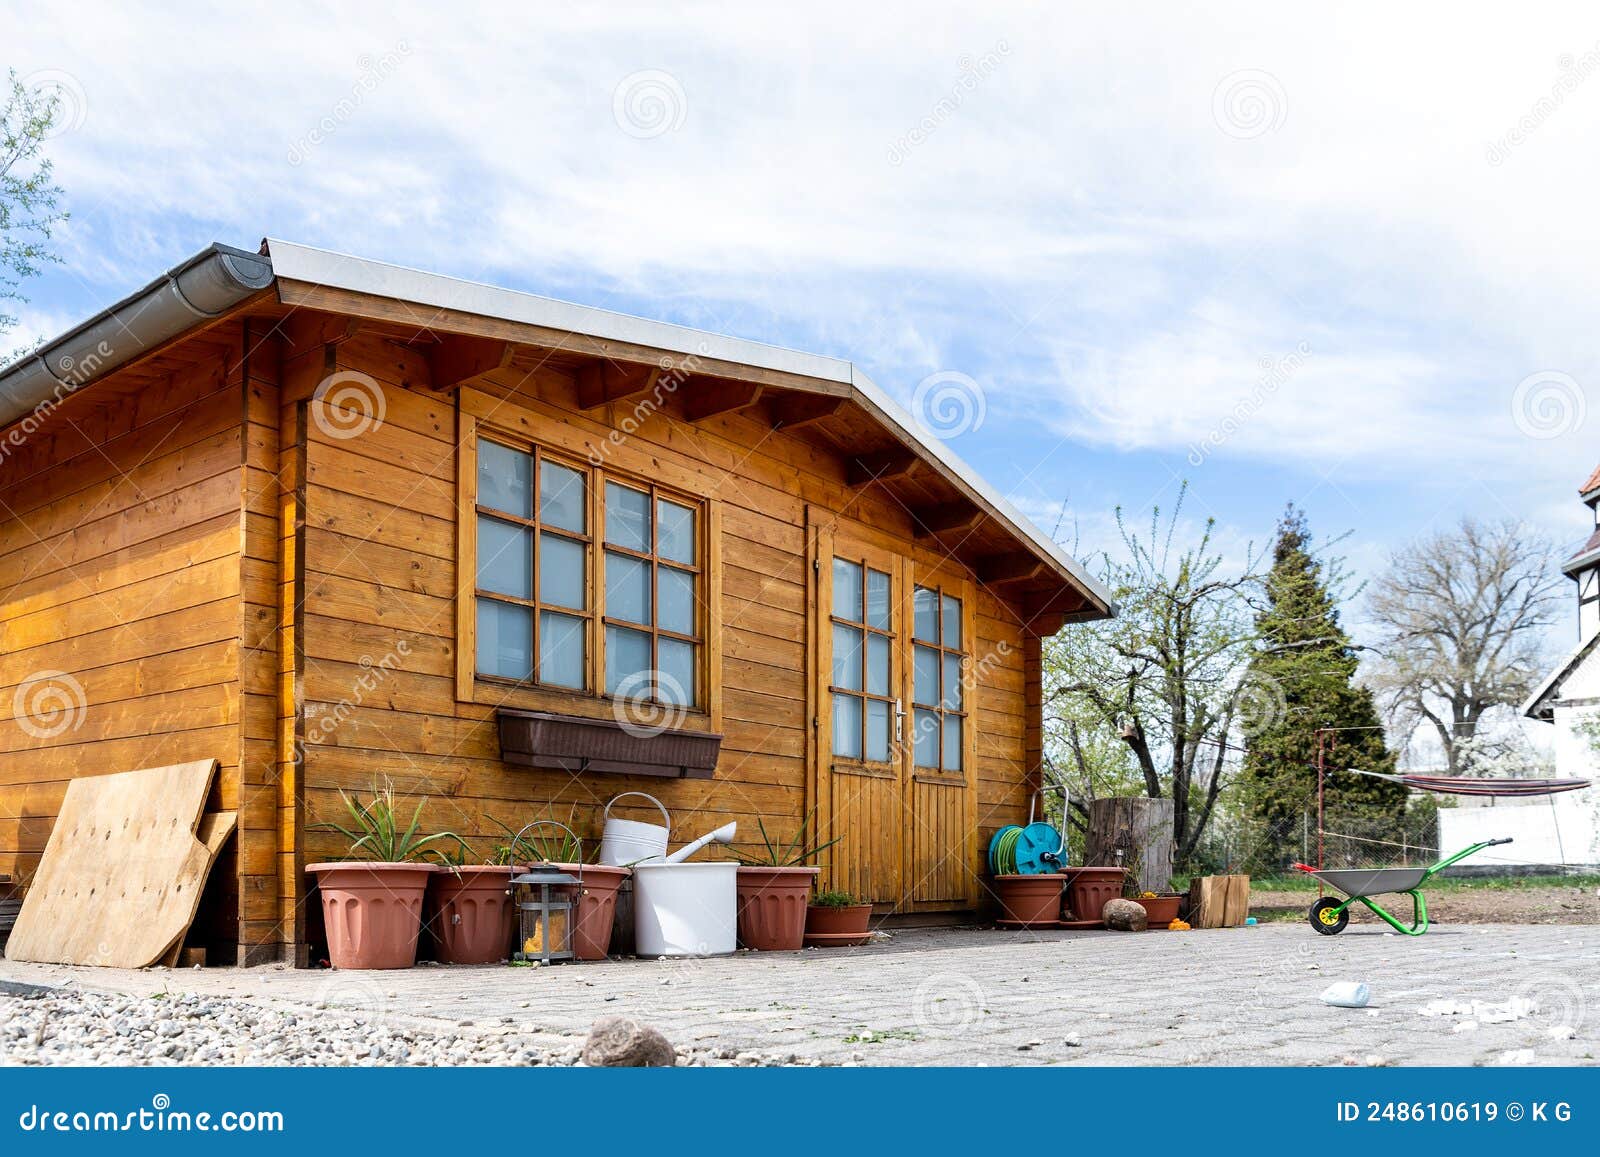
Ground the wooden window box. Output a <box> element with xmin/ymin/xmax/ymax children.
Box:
<box><xmin>496</xmin><ymin>708</ymin><xmax>722</xmax><ymax>779</ymax></box>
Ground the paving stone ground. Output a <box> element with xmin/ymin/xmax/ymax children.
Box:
<box><xmin>3</xmin><ymin>924</ymin><xmax>1597</xmax><ymax>1066</ymax></box>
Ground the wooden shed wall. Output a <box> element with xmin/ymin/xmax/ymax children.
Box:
<box><xmin>295</xmin><ymin>332</ymin><xmax>1039</xmax><ymax>904</ymax></box>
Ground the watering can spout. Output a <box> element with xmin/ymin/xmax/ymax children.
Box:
<box><xmin>662</xmin><ymin>821</ymin><xmax>738</xmax><ymax>864</ymax></box>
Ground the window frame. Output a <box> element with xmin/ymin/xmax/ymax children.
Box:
<box><xmin>826</xmin><ymin>555</ymin><xmax>898</xmax><ymax>766</ymax></box>
<box><xmin>456</xmin><ymin>399</ymin><xmax>717</xmax><ymax>726</ymax></box>
<box><xmin>910</xmin><ymin>582</ymin><xmax>969</xmax><ymax>775</ymax></box>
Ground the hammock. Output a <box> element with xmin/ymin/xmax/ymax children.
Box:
<box><xmin>1346</xmin><ymin>767</ymin><xmax>1591</xmax><ymax>798</ymax></box>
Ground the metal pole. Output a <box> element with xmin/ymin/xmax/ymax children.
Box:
<box><xmin>1316</xmin><ymin>730</ymin><xmax>1326</xmax><ymax>871</ymax></box>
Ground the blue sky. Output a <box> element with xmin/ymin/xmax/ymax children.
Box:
<box><xmin>8</xmin><ymin>3</ymin><xmax>1600</xmax><ymax>639</ymax></box>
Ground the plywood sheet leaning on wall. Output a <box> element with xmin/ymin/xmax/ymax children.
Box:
<box><xmin>5</xmin><ymin>760</ymin><xmax>232</xmax><ymax>967</ymax></box>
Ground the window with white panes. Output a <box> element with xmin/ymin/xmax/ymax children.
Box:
<box><xmin>829</xmin><ymin>557</ymin><xmax>895</xmax><ymax>762</ymax></box>
<box><xmin>911</xmin><ymin>585</ymin><xmax>966</xmax><ymax>773</ymax></box>
<box><xmin>473</xmin><ymin>437</ymin><xmax>703</xmax><ymax>707</ymax></box>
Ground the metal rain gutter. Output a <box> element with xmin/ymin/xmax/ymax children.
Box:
<box><xmin>0</xmin><ymin>243</ymin><xmax>274</xmax><ymax>431</ymax></box>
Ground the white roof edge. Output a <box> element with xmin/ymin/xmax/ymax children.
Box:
<box><xmin>264</xmin><ymin>238</ymin><xmax>1114</xmax><ymax>616</ymax></box>
<box><xmin>1522</xmin><ymin>631</ymin><xmax>1600</xmax><ymax>719</ymax></box>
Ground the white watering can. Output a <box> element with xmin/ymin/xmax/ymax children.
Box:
<box><xmin>599</xmin><ymin>792</ymin><xmax>670</xmax><ymax>866</ymax></box>
<box><xmin>662</xmin><ymin>822</ymin><xmax>737</xmax><ymax>864</ymax></box>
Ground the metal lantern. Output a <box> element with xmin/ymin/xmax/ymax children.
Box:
<box><xmin>509</xmin><ymin>821</ymin><xmax>582</xmax><ymax>964</ymax></box>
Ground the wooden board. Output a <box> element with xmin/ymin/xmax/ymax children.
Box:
<box><xmin>5</xmin><ymin>760</ymin><xmax>227</xmax><ymax>967</ymax></box>
<box><xmin>156</xmin><ymin>811</ymin><xmax>238</xmax><ymax>967</ymax></box>
<box><xmin>1188</xmin><ymin>874</ymin><xmax>1251</xmax><ymax>929</ymax></box>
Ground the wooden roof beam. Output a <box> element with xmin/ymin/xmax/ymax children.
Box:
<box><xmin>683</xmin><ymin>377</ymin><xmax>764</xmax><ymax>422</ymax></box>
<box><xmin>848</xmin><ymin>447</ymin><xmax>921</xmax><ymax>488</ymax></box>
<box><xmin>979</xmin><ymin>555</ymin><xmax>1049</xmax><ymax>585</ymax></box>
<box><xmin>425</xmin><ymin>333</ymin><xmax>513</xmax><ymax>392</ymax></box>
<box><xmin>576</xmin><ymin>361</ymin><xmax>662</xmax><ymax>410</ymax></box>
<box><xmin>914</xmin><ymin>501</ymin><xmax>986</xmax><ymax>540</ymax></box>
<box><xmin>770</xmin><ymin>393</ymin><xmax>845</xmax><ymax>430</ymax></box>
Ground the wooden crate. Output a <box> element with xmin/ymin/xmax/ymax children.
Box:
<box><xmin>1188</xmin><ymin>874</ymin><xmax>1250</xmax><ymax>928</ymax></box>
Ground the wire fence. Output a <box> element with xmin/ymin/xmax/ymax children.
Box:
<box><xmin>1189</xmin><ymin>809</ymin><xmax>1441</xmax><ymax>879</ymax></box>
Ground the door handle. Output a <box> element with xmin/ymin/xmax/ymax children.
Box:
<box><xmin>893</xmin><ymin>698</ymin><xmax>906</xmax><ymax>743</ymax></box>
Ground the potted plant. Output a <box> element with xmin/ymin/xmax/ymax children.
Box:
<box><xmin>495</xmin><ymin>818</ymin><xmax>629</xmax><ymax>961</ymax></box>
<box><xmin>1128</xmin><ymin>889</ymin><xmax>1182</xmax><ymax>928</ymax></box>
<box><xmin>308</xmin><ymin>782</ymin><xmax>465</xmax><ymax>969</ymax></box>
<box><xmin>991</xmin><ymin>872</ymin><xmax>1068</xmax><ymax>925</ymax></box>
<box><xmin>804</xmin><ymin>889</ymin><xmax>873</xmax><ymax>946</ymax></box>
<box><xmin>424</xmin><ymin>843</ymin><xmax>516</xmax><ymax>966</ymax></box>
<box><xmin>732</xmin><ymin>811</ymin><xmax>838</xmax><ymax>951</ymax></box>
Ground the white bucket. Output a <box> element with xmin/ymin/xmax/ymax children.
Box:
<box><xmin>599</xmin><ymin>792</ymin><xmax>670</xmax><ymax>866</ymax></box>
<box><xmin>632</xmin><ymin>862</ymin><xmax>737</xmax><ymax>957</ymax></box>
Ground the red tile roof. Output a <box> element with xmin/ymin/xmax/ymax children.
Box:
<box><xmin>1583</xmin><ymin>463</ymin><xmax>1600</xmax><ymax>496</ymax></box>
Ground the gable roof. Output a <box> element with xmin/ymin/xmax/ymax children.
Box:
<box><xmin>1523</xmin><ymin>630</ymin><xmax>1600</xmax><ymax>721</ymax></box>
<box><xmin>0</xmin><ymin>239</ymin><xmax>1114</xmax><ymax>623</ymax></box>
<box><xmin>1582</xmin><ymin>462</ymin><xmax>1600</xmax><ymax>500</ymax></box>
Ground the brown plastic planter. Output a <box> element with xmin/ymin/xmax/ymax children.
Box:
<box><xmin>736</xmin><ymin>866</ymin><xmax>819</xmax><ymax>950</ymax></box>
<box><xmin>1065</xmin><ymin>866</ymin><xmax>1126</xmax><ymax>923</ymax></box>
<box><xmin>1130</xmin><ymin>893</ymin><xmax>1181</xmax><ymax>928</ymax></box>
<box><xmin>804</xmin><ymin>902</ymin><xmax>872</xmax><ymax>937</ymax></box>
<box><xmin>554</xmin><ymin>863</ymin><xmax>630</xmax><ymax>960</ymax></box>
<box><xmin>308</xmin><ymin>862</ymin><xmax>434</xmax><ymax>969</ymax></box>
<box><xmin>992</xmin><ymin>874</ymin><xmax>1068</xmax><ymax>924</ymax></box>
<box><xmin>425</xmin><ymin>865</ymin><xmax>515</xmax><ymax>964</ymax></box>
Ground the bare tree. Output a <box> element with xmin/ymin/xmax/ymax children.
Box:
<box><xmin>1366</xmin><ymin>517</ymin><xmax>1562</xmax><ymax>773</ymax></box>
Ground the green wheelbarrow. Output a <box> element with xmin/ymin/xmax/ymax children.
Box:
<box><xmin>1292</xmin><ymin>837</ymin><xmax>1513</xmax><ymax>936</ymax></box>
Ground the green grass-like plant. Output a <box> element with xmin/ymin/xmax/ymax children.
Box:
<box><xmin>313</xmin><ymin>780</ymin><xmax>467</xmax><ymax>864</ymax></box>
<box><xmin>811</xmin><ymin>890</ymin><xmax>857</xmax><ymax>908</ymax></box>
<box><xmin>733</xmin><ymin>809</ymin><xmax>841</xmax><ymax>868</ymax></box>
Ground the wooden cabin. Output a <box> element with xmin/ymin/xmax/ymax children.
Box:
<box><xmin>0</xmin><ymin>241</ymin><xmax>1112</xmax><ymax>964</ymax></box>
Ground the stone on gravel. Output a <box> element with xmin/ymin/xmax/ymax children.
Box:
<box><xmin>1102</xmin><ymin>898</ymin><xmax>1148</xmax><ymax>932</ymax></box>
<box><xmin>582</xmin><ymin>1015</ymin><xmax>677</xmax><ymax>1067</ymax></box>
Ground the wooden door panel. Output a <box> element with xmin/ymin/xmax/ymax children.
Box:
<box><xmin>909</xmin><ymin>775</ymin><xmax>971</xmax><ymax>903</ymax></box>
<box><xmin>828</xmin><ymin>766</ymin><xmax>900</xmax><ymax>904</ymax></box>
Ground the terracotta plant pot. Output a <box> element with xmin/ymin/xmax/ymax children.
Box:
<box><xmin>804</xmin><ymin>903</ymin><xmax>872</xmax><ymax>937</ymax></box>
<box><xmin>308</xmin><ymin>862</ymin><xmax>434</xmax><ymax>969</ymax></box>
<box><xmin>1130</xmin><ymin>893</ymin><xmax>1181</xmax><ymax>928</ymax></box>
<box><xmin>735</xmin><ymin>866</ymin><xmax>819</xmax><ymax>950</ymax></box>
<box><xmin>1065</xmin><ymin>866</ymin><xmax>1126</xmax><ymax>923</ymax></box>
<box><xmin>992</xmin><ymin>874</ymin><xmax>1068</xmax><ymax>924</ymax></box>
<box><xmin>554</xmin><ymin>863</ymin><xmax>630</xmax><ymax>961</ymax></box>
<box><xmin>425</xmin><ymin>865</ymin><xmax>515</xmax><ymax>964</ymax></box>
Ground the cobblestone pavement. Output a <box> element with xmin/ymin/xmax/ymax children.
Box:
<box><xmin>4</xmin><ymin>924</ymin><xmax>1597</xmax><ymax>1066</ymax></box>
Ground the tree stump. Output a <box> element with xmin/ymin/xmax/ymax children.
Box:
<box><xmin>1085</xmin><ymin>797</ymin><xmax>1174</xmax><ymax>893</ymax></box>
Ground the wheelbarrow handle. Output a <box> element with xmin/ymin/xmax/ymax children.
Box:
<box><xmin>1485</xmin><ymin>837</ymin><xmax>1514</xmax><ymax>847</ymax></box>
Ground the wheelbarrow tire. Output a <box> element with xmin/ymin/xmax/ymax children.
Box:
<box><xmin>1310</xmin><ymin>897</ymin><xmax>1348</xmax><ymax>935</ymax></box>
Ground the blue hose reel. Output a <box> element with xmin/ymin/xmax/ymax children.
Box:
<box><xmin>988</xmin><ymin>788</ymin><xmax>1068</xmax><ymax>875</ymax></box>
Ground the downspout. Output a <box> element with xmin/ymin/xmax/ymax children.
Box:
<box><xmin>0</xmin><ymin>243</ymin><xmax>274</xmax><ymax>432</ymax></box>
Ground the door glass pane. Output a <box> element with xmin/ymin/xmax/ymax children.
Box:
<box><xmin>606</xmin><ymin>551</ymin><xmax>652</xmax><ymax>625</ymax></box>
<box><xmin>865</xmin><ymin>633</ymin><xmax>890</xmax><ymax>696</ymax></box>
<box><xmin>913</xmin><ymin>586</ymin><xmax>938</xmax><ymax>642</ymax></box>
<box><xmin>538</xmin><ymin>611</ymin><xmax>585</xmax><ymax>688</ymax></box>
<box><xmin>941</xmin><ymin>593</ymin><xmax>962</xmax><ymax>648</ymax></box>
<box><xmin>478</xmin><ymin>440</ymin><xmax>531</xmax><ymax>517</ymax></box>
<box><xmin>914</xmin><ymin>644</ymin><xmax>940</xmax><ymax>706</ymax></box>
<box><xmin>942</xmin><ymin>653</ymin><xmax>964</xmax><ymax>709</ymax></box>
<box><xmin>605</xmin><ymin>625</ymin><xmax>652</xmax><ymax>695</ymax></box>
<box><xmin>831</xmin><ymin>624</ymin><xmax>863</xmax><ymax>690</ymax></box>
<box><xmin>539</xmin><ymin>533</ymin><xmax>585</xmax><ymax>609</ymax></box>
<box><xmin>865</xmin><ymin>698</ymin><xmax>891</xmax><ymax>762</ymax></box>
<box><xmin>832</xmin><ymin>693</ymin><xmax>863</xmax><ymax>759</ymax></box>
<box><xmin>942</xmin><ymin>715</ymin><xmax>963</xmax><ymax>772</ymax></box>
<box><xmin>658</xmin><ymin>566</ymin><xmax>695</xmax><ymax>635</ymax></box>
<box><xmin>539</xmin><ymin>460</ymin><xmax>586</xmax><ymax>532</ymax></box>
<box><xmin>657</xmin><ymin>500</ymin><xmax>695</xmax><ymax>564</ymax></box>
<box><xmin>658</xmin><ymin>637</ymin><xmax>696</xmax><ymax>706</ymax></box>
<box><xmin>913</xmin><ymin>708</ymin><xmax>938</xmax><ymax>768</ymax></box>
<box><xmin>832</xmin><ymin>559</ymin><xmax>863</xmax><ymax>621</ymax></box>
<box><xmin>605</xmin><ymin>482</ymin><xmax>651</xmax><ymax>551</ymax></box>
<box><xmin>477</xmin><ymin>600</ymin><xmax>532</xmax><ymax>679</ymax></box>
<box><xmin>477</xmin><ymin>516</ymin><xmax>531</xmax><ymax>598</ymax></box>
<box><xmin>866</xmin><ymin>569</ymin><xmax>891</xmax><ymax>629</ymax></box>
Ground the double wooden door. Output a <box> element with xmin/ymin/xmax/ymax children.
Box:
<box><xmin>808</xmin><ymin>510</ymin><xmax>977</xmax><ymax>911</ymax></box>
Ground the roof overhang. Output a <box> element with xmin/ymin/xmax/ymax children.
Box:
<box><xmin>0</xmin><ymin>239</ymin><xmax>1115</xmax><ymax>626</ymax></box>
<box><xmin>1522</xmin><ymin>630</ymin><xmax>1600</xmax><ymax>721</ymax></box>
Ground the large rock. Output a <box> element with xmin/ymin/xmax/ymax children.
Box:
<box><xmin>582</xmin><ymin>1015</ymin><xmax>677</xmax><ymax>1067</ymax></box>
<box><xmin>1102</xmin><ymin>898</ymin><xmax>1148</xmax><ymax>932</ymax></box>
